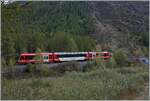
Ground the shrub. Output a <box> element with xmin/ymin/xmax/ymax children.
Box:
<box><xmin>54</xmin><ymin>61</ymin><xmax>82</xmax><ymax>73</ymax></box>
<box><xmin>82</xmin><ymin>61</ymin><xmax>96</xmax><ymax>72</ymax></box>
<box><xmin>2</xmin><ymin>66</ymin><xmax>16</xmax><ymax>79</ymax></box>
<box><xmin>133</xmin><ymin>48</ymin><xmax>144</xmax><ymax>57</ymax></box>
<box><xmin>26</xmin><ymin>63</ymin><xmax>35</xmax><ymax>73</ymax></box>
<box><xmin>142</xmin><ymin>47</ymin><xmax>149</xmax><ymax>57</ymax></box>
<box><xmin>2</xmin><ymin>66</ymin><xmax>149</xmax><ymax>100</ymax></box>
<box><xmin>90</xmin><ymin>58</ymin><xmax>106</xmax><ymax>71</ymax></box>
<box><xmin>82</xmin><ymin>59</ymin><xmax>106</xmax><ymax>72</ymax></box>
<box><xmin>113</xmin><ymin>49</ymin><xmax>129</xmax><ymax>67</ymax></box>
<box><xmin>1</xmin><ymin>58</ymin><xmax>6</xmax><ymax>67</ymax></box>
<box><xmin>105</xmin><ymin>55</ymin><xmax>117</xmax><ymax>68</ymax></box>
<box><xmin>40</xmin><ymin>65</ymin><xmax>60</xmax><ymax>77</ymax></box>
<box><xmin>40</xmin><ymin>66</ymin><xmax>50</xmax><ymax>77</ymax></box>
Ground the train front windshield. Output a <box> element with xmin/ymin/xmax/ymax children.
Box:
<box><xmin>19</xmin><ymin>56</ymin><xmax>24</xmax><ymax>60</ymax></box>
<box><xmin>19</xmin><ymin>55</ymin><xmax>35</xmax><ymax>60</ymax></box>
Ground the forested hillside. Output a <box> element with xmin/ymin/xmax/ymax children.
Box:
<box><xmin>1</xmin><ymin>1</ymin><xmax>149</xmax><ymax>65</ymax></box>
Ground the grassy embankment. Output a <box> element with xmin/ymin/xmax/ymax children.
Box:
<box><xmin>2</xmin><ymin>60</ymin><xmax>149</xmax><ymax>100</ymax></box>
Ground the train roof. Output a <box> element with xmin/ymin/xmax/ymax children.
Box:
<box><xmin>20</xmin><ymin>53</ymin><xmax>52</xmax><ymax>56</ymax></box>
<box><xmin>20</xmin><ymin>51</ymin><xmax>110</xmax><ymax>56</ymax></box>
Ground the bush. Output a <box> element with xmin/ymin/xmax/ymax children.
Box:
<box><xmin>113</xmin><ymin>49</ymin><xmax>129</xmax><ymax>67</ymax></box>
<box><xmin>105</xmin><ymin>55</ymin><xmax>117</xmax><ymax>68</ymax></box>
<box><xmin>2</xmin><ymin>66</ymin><xmax>16</xmax><ymax>79</ymax></box>
<box><xmin>142</xmin><ymin>47</ymin><xmax>149</xmax><ymax>57</ymax></box>
<box><xmin>1</xmin><ymin>58</ymin><xmax>6</xmax><ymax>67</ymax></box>
<box><xmin>89</xmin><ymin>58</ymin><xmax>106</xmax><ymax>71</ymax></box>
<box><xmin>2</xmin><ymin>66</ymin><xmax>149</xmax><ymax>100</ymax></box>
<box><xmin>133</xmin><ymin>48</ymin><xmax>144</xmax><ymax>57</ymax></box>
<box><xmin>81</xmin><ymin>59</ymin><xmax>106</xmax><ymax>72</ymax></box>
<box><xmin>82</xmin><ymin>61</ymin><xmax>96</xmax><ymax>72</ymax></box>
<box><xmin>40</xmin><ymin>66</ymin><xmax>60</xmax><ymax>77</ymax></box>
<box><xmin>40</xmin><ymin>66</ymin><xmax>50</xmax><ymax>77</ymax></box>
<box><xmin>54</xmin><ymin>61</ymin><xmax>82</xmax><ymax>73</ymax></box>
<box><xmin>26</xmin><ymin>63</ymin><xmax>35</xmax><ymax>73</ymax></box>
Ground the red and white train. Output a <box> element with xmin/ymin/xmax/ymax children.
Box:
<box><xmin>17</xmin><ymin>51</ymin><xmax>111</xmax><ymax>64</ymax></box>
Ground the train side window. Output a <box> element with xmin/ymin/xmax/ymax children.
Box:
<box><xmin>59</xmin><ymin>54</ymin><xmax>86</xmax><ymax>58</ymax></box>
<box><xmin>25</xmin><ymin>56</ymin><xmax>35</xmax><ymax>60</ymax></box>
<box><xmin>44</xmin><ymin>55</ymin><xmax>48</xmax><ymax>59</ymax></box>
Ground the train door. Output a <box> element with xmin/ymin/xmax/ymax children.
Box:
<box><xmin>43</xmin><ymin>54</ymin><xmax>49</xmax><ymax>63</ymax></box>
<box><xmin>103</xmin><ymin>52</ymin><xmax>111</xmax><ymax>61</ymax></box>
<box><xmin>49</xmin><ymin>54</ymin><xmax>53</xmax><ymax>62</ymax></box>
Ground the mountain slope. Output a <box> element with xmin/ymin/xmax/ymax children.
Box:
<box><xmin>88</xmin><ymin>1</ymin><xmax>149</xmax><ymax>50</ymax></box>
<box><xmin>89</xmin><ymin>1</ymin><xmax>149</xmax><ymax>33</ymax></box>
<box><xmin>1</xmin><ymin>1</ymin><xmax>149</xmax><ymax>64</ymax></box>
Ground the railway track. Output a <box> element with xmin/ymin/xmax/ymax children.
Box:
<box><xmin>2</xmin><ymin>56</ymin><xmax>148</xmax><ymax>75</ymax></box>
<box><xmin>2</xmin><ymin>61</ymin><xmax>88</xmax><ymax>74</ymax></box>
